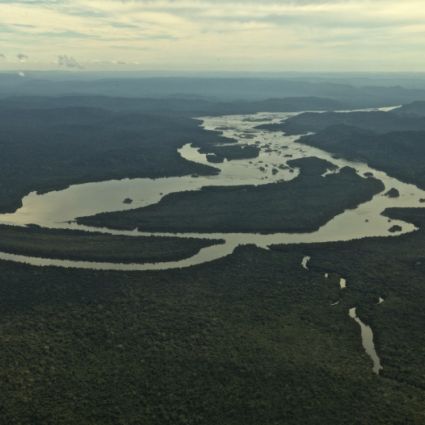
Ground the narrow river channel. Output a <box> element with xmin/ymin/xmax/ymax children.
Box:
<box><xmin>349</xmin><ymin>307</ymin><xmax>383</xmax><ymax>375</ymax></box>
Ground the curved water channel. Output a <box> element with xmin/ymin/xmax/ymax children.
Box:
<box><xmin>349</xmin><ymin>307</ymin><xmax>383</xmax><ymax>375</ymax></box>
<box><xmin>0</xmin><ymin>106</ymin><xmax>424</xmax><ymax>271</ymax></box>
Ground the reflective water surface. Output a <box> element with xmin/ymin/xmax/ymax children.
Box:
<box><xmin>301</xmin><ymin>256</ymin><xmax>311</xmax><ymax>270</ymax></box>
<box><xmin>0</xmin><ymin>107</ymin><xmax>424</xmax><ymax>271</ymax></box>
<box><xmin>349</xmin><ymin>307</ymin><xmax>383</xmax><ymax>375</ymax></box>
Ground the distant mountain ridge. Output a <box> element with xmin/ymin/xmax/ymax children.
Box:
<box><xmin>394</xmin><ymin>101</ymin><xmax>425</xmax><ymax>116</ymax></box>
<box><xmin>0</xmin><ymin>95</ymin><xmax>345</xmax><ymax>116</ymax></box>
<box><xmin>259</xmin><ymin>110</ymin><xmax>425</xmax><ymax>135</ymax></box>
<box><xmin>2</xmin><ymin>74</ymin><xmax>425</xmax><ymax>107</ymax></box>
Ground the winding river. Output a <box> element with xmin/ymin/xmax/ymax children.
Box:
<box><xmin>0</xmin><ymin>106</ymin><xmax>424</xmax><ymax>271</ymax></box>
<box><xmin>1</xmin><ymin>106</ymin><xmax>418</xmax><ymax>374</ymax></box>
<box><xmin>349</xmin><ymin>307</ymin><xmax>383</xmax><ymax>375</ymax></box>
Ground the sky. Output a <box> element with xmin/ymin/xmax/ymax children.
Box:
<box><xmin>0</xmin><ymin>0</ymin><xmax>424</xmax><ymax>72</ymax></box>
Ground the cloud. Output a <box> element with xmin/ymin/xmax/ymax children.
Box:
<box><xmin>57</xmin><ymin>55</ymin><xmax>83</xmax><ymax>69</ymax></box>
<box><xmin>0</xmin><ymin>1</ymin><xmax>424</xmax><ymax>71</ymax></box>
<box><xmin>0</xmin><ymin>54</ymin><xmax>5</xmax><ymax>60</ymax></box>
<box><xmin>17</xmin><ymin>53</ymin><xmax>28</xmax><ymax>62</ymax></box>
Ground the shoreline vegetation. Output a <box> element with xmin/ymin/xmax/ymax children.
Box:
<box><xmin>1</xmin><ymin>209</ymin><xmax>425</xmax><ymax>423</ymax></box>
<box><xmin>270</xmin><ymin>207</ymin><xmax>425</xmax><ymax>393</ymax></box>
<box><xmin>1</xmin><ymin>95</ymin><xmax>425</xmax><ymax>423</ymax></box>
<box><xmin>0</xmin><ymin>95</ymin><xmax>353</xmax><ymax>214</ymax></box>
<box><xmin>77</xmin><ymin>157</ymin><xmax>384</xmax><ymax>233</ymax></box>
<box><xmin>0</xmin><ymin>106</ymin><xmax>228</xmax><ymax>214</ymax></box>
<box><xmin>0</xmin><ymin>225</ymin><xmax>222</xmax><ymax>264</ymax></box>
<box><xmin>259</xmin><ymin>109</ymin><xmax>425</xmax><ymax>190</ymax></box>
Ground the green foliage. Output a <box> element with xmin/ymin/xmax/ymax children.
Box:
<box><xmin>259</xmin><ymin>108</ymin><xmax>425</xmax><ymax>190</ymax></box>
<box><xmin>0</xmin><ymin>225</ymin><xmax>221</xmax><ymax>263</ymax></box>
<box><xmin>0</xmin><ymin>95</ymin><xmax>346</xmax><ymax>116</ymax></box>
<box><xmin>259</xmin><ymin>110</ymin><xmax>425</xmax><ymax>135</ymax></box>
<box><xmin>273</xmin><ymin>207</ymin><xmax>425</xmax><ymax>395</ymax></box>
<box><xmin>0</xmin><ymin>107</ymin><xmax>224</xmax><ymax>213</ymax></box>
<box><xmin>201</xmin><ymin>144</ymin><xmax>260</xmax><ymax>162</ymax></box>
<box><xmin>0</xmin><ymin>97</ymin><xmax>424</xmax><ymax>424</ymax></box>
<box><xmin>299</xmin><ymin>127</ymin><xmax>425</xmax><ymax>189</ymax></box>
<box><xmin>78</xmin><ymin>157</ymin><xmax>384</xmax><ymax>233</ymax></box>
<box><xmin>0</xmin><ymin>231</ymin><xmax>424</xmax><ymax>423</ymax></box>
<box><xmin>395</xmin><ymin>101</ymin><xmax>425</xmax><ymax>117</ymax></box>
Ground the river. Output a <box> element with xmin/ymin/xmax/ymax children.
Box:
<box><xmin>0</xmin><ymin>107</ymin><xmax>424</xmax><ymax>271</ymax></box>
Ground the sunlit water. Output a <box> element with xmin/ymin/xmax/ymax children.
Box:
<box><xmin>349</xmin><ymin>307</ymin><xmax>383</xmax><ymax>375</ymax></box>
<box><xmin>0</xmin><ymin>106</ymin><xmax>424</xmax><ymax>271</ymax></box>
<box><xmin>301</xmin><ymin>256</ymin><xmax>311</xmax><ymax>270</ymax></box>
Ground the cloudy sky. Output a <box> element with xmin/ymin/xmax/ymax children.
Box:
<box><xmin>0</xmin><ymin>0</ymin><xmax>424</xmax><ymax>72</ymax></box>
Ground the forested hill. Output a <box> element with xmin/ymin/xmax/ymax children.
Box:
<box><xmin>394</xmin><ymin>101</ymin><xmax>425</xmax><ymax>116</ymax></box>
<box><xmin>299</xmin><ymin>127</ymin><xmax>425</xmax><ymax>190</ymax></box>
<box><xmin>0</xmin><ymin>105</ymin><xmax>223</xmax><ymax>213</ymax></box>
<box><xmin>2</xmin><ymin>73</ymin><xmax>425</xmax><ymax>107</ymax></box>
<box><xmin>258</xmin><ymin>110</ymin><xmax>425</xmax><ymax>135</ymax></box>
<box><xmin>0</xmin><ymin>95</ymin><xmax>344</xmax><ymax>116</ymax></box>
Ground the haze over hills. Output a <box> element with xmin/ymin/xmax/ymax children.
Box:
<box><xmin>396</xmin><ymin>101</ymin><xmax>425</xmax><ymax>116</ymax></box>
<box><xmin>2</xmin><ymin>73</ymin><xmax>425</xmax><ymax>108</ymax></box>
<box><xmin>0</xmin><ymin>94</ymin><xmax>345</xmax><ymax>116</ymax></box>
<box><xmin>260</xmin><ymin>110</ymin><xmax>425</xmax><ymax>134</ymax></box>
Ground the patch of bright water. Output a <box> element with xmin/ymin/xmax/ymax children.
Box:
<box><xmin>349</xmin><ymin>307</ymin><xmax>383</xmax><ymax>375</ymax></box>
